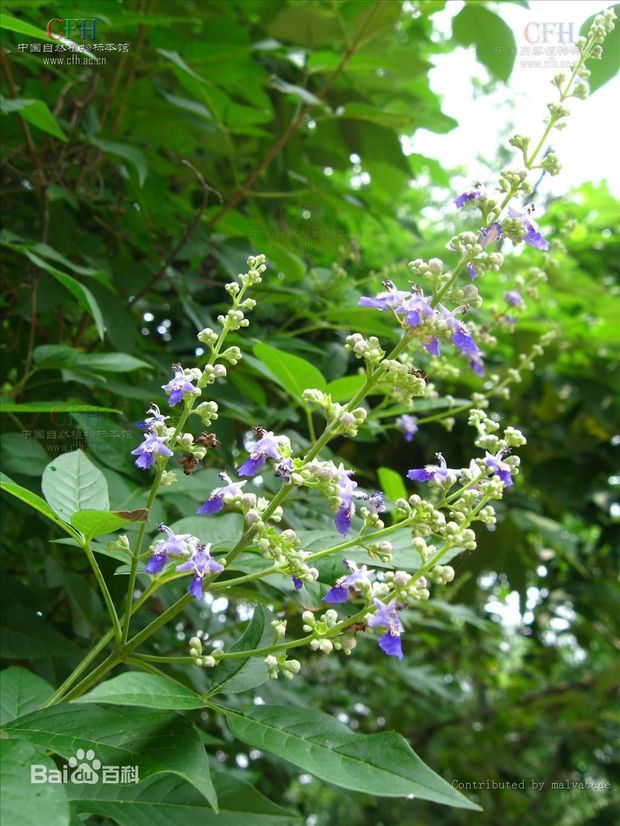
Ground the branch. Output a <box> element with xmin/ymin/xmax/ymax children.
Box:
<box><xmin>207</xmin><ymin>0</ymin><xmax>384</xmax><ymax>228</ymax></box>
<box><xmin>127</xmin><ymin>160</ymin><xmax>221</xmax><ymax>307</ymax></box>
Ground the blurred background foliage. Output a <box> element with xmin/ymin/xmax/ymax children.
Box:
<box><xmin>1</xmin><ymin>1</ymin><xmax>619</xmax><ymax>824</ymax></box>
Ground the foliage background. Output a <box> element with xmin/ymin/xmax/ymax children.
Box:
<box><xmin>1</xmin><ymin>1</ymin><xmax>619</xmax><ymax>824</ymax></box>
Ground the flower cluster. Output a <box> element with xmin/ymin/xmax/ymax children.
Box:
<box><xmin>143</xmin><ymin>524</ymin><xmax>224</xmax><ymax>599</ymax></box>
<box><xmin>113</xmin><ymin>10</ymin><xmax>620</xmax><ymax>687</ymax></box>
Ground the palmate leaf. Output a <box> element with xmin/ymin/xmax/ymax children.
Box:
<box><xmin>225</xmin><ymin>705</ymin><xmax>480</xmax><ymax>810</ymax></box>
<box><xmin>68</xmin><ymin>772</ymin><xmax>301</xmax><ymax>826</ymax></box>
<box><xmin>5</xmin><ymin>704</ymin><xmax>217</xmax><ymax>811</ymax></box>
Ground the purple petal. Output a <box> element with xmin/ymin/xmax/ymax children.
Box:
<box><xmin>480</xmin><ymin>222</ymin><xmax>502</xmax><ymax>247</ymax></box>
<box><xmin>323</xmin><ymin>585</ymin><xmax>349</xmax><ymax>603</ymax></box>
<box><xmin>407</xmin><ymin>468</ymin><xmax>433</xmax><ymax>482</ymax></box>
<box><xmin>237</xmin><ymin>453</ymin><xmax>266</xmax><ymax>477</ymax></box>
<box><xmin>454</xmin><ymin>190</ymin><xmax>479</xmax><ymax>208</ymax></box>
<box><xmin>467</xmin><ymin>263</ymin><xmax>477</xmax><ymax>279</ymax></box>
<box><xmin>144</xmin><ymin>552</ymin><xmax>168</xmax><ymax>574</ymax></box>
<box><xmin>197</xmin><ymin>495</ymin><xmax>225</xmax><ymax>515</ymax></box>
<box><xmin>451</xmin><ymin>328</ymin><xmax>480</xmax><ymax>357</ymax></box>
<box><xmin>425</xmin><ymin>337</ymin><xmax>440</xmax><ymax>357</ymax></box>
<box><xmin>523</xmin><ymin>222</ymin><xmax>549</xmax><ymax>250</ymax></box>
<box><xmin>292</xmin><ymin>576</ymin><xmax>303</xmax><ymax>590</ymax></box>
<box><xmin>167</xmin><ymin>388</ymin><xmax>184</xmax><ymax>406</ymax></box>
<box><xmin>498</xmin><ymin>469</ymin><xmax>513</xmax><ymax>487</ymax></box>
<box><xmin>335</xmin><ymin>504</ymin><xmax>352</xmax><ymax>536</ymax></box>
<box><xmin>405</xmin><ymin>309</ymin><xmax>422</xmax><ymax>328</ymax></box>
<box><xmin>134</xmin><ymin>452</ymin><xmax>155</xmax><ymax>470</ymax></box>
<box><xmin>359</xmin><ymin>296</ymin><xmax>388</xmax><ymax>311</ymax></box>
<box><xmin>188</xmin><ymin>574</ymin><xmax>204</xmax><ymax>600</ymax></box>
<box><xmin>378</xmin><ymin>632</ymin><xmax>403</xmax><ymax>660</ymax></box>
<box><xmin>470</xmin><ymin>358</ymin><xmax>485</xmax><ymax>377</ymax></box>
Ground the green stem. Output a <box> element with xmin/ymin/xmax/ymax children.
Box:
<box><xmin>43</xmin><ymin>580</ymin><xmax>160</xmax><ymax>707</ymax></box>
<box><xmin>121</xmin><ymin>278</ymin><xmax>253</xmax><ymax>643</ymax></box>
<box><xmin>83</xmin><ymin>542</ymin><xmax>122</xmax><ymax>643</ymax></box>
<box><xmin>121</xmin><ymin>466</ymin><xmax>163</xmax><ymax>643</ymax></box>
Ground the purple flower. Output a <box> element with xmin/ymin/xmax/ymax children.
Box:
<box><xmin>176</xmin><ymin>542</ymin><xmax>224</xmax><ymax>600</ymax></box>
<box><xmin>275</xmin><ymin>457</ymin><xmax>294</xmax><ymax>480</ymax></box>
<box><xmin>485</xmin><ymin>450</ymin><xmax>513</xmax><ymax>487</ymax></box>
<box><xmin>144</xmin><ymin>524</ymin><xmax>191</xmax><ymax>574</ymax></box>
<box><xmin>425</xmin><ymin>337</ymin><xmax>440</xmax><ymax>357</ymax></box>
<box><xmin>407</xmin><ymin>452</ymin><xmax>453</xmax><ymax>484</ymax></box>
<box><xmin>480</xmin><ymin>222</ymin><xmax>502</xmax><ymax>247</ymax></box>
<box><xmin>334</xmin><ymin>463</ymin><xmax>359</xmax><ymax>536</ymax></box>
<box><xmin>367</xmin><ymin>598</ymin><xmax>404</xmax><ymax>660</ymax></box>
<box><xmin>508</xmin><ymin>204</ymin><xmax>549</xmax><ymax>250</ymax></box>
<box><xmin>467</xmin><ymin>263</ymin><xmax>477</xmax><ymax>279</ymax></box>
<box><xmin>131</xmin><ymin>432</ymin><xmax>173</xmax><ymax>470</ymax></box>
<box><xmin>137</xmin><ymin>403</ymin><xmax>169</xmax><ymax>431</ymax></box>
<box><xmin>504</xmin><ymin>289</ymin><xmax>525</xmax><ymax>309</ymax></box>
<box><xmin>162</xmin><ymin>364</ymin><xmax>199</xmax><ymax>406</ymax></box>
<box><xmin>367</xmin><ymin>492</ymin><xmax>385</xmax><ymax>515</ymax></box>
<box><xmin>452</xmin><ymin>327</ymin><xmax>480</xmax><ymax>358</ymax></box>
<box><xmin>454</xmin><ymin>184</ymin><xmax>486</xmax><ymax>208</ymax></box>
<box><xmin>397</xmin><ymin>414</ymin><xmax>418</xmax><ymax>442</ymax></box>
<box><xmin>439</xmin><ymin>305</ymin><xmax>481</xmax><ymax>362</ymax></box>
<box><xmin>292</xmin><ymin>576</ymin><xmax>303</xmax><ymax>590</ymax></box>
<box><xmin>238</xmin><ymin>429</ymin><xmax>289</xmax><ymax>477</ymax></box>
<box><xmin>358</xmin><ymin>280</ymin><xmax>409</xmax><ymax>313</ymax></box>
<box><xmin>401</xmin><ymin>288</ymin><xmax>434</xmax><ymax>329</ymax></box>
<box><xmin>470</xmin><ymin>357</ymin><xmax>485</xmax><ymax>377</ymax></box>
<box><xmin>324</xmin><ymin>560</ymin><xmax>374</xmax><ymax>603</ymax></box>
<box><xmin>197</xmin><ymin>472</ymin><xmax>246</xmax><ymax>515</ymax></box>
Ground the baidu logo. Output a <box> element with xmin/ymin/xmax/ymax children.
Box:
<box><xmin>30</xmin><ymin>749</ymin><xmax>139</xmax><ymax>784</ymax></box>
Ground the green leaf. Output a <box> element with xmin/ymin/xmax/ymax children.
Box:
<box><xmin>73</xmin><ymin>353</ymin><xmax>152</xmax><ymax>373</ymax></box>
<box><xmin>0</xmin><ymin>12</ymin><xmax>48</xmax><ymax>40</ymax></box>
<box><xmin>90</xmin><ymin>137</ymin><xmax>148</xmax><ymax>187</ymax></box>
<box><xmin>0</xmin><ymin>96</ymin><xmax>67</xmax><ymax>141</ymax></box>
<box><xmin>42</xmin><ymin>450</ymin><xmax>109</xmax><ymax>522</ymax></box>
<box><xmin>204</xmin><ymin>605</ymin><xmax>271</xmax><ymax>697</ymax></box>
<box><xmin>580</xmin><ymin>5</ymin><xmax>620</xmax><ymax>93</ymax></box>
<box><xmin>326</xmin><ymin>374</ymin><xmax>366</xmax><ymax>403</ymax></box>
<box><xmin>0</xmin><ymin>471</ymin><xmax>75</xmax><ymax>535</ymax></box>
<box><xmin>377</xmin><ymin>466</ymin><xmax>408</xmax><ymax>503</ymax></box>
<box><xmin>6</xmin><ymin>705</ymin><xmax>218</xmax><ymax>811</ymax></box>
<box><xmin>271</xmin><ymin>76</ymin><xmax>325</xmax><ymax>107</ymax></box>
<box><xmin>226</xmin><ymin>706</ymin><xmax>480</xmax><ymax>809</ymax></box>
<box><xmin>1</xmin><ymin>603</ymin><xmax>81</xmax><ymax>660</ymax></box>
<box><xmin>0</xmin><ymin>667</ymin><xmax>54</xmax><ymax>724</ymax></box>
<box><xmin>0</xmin><ymin>433</ymin><xmax>48</xmax><ymax>476</ymax></box>
<box><xmin>452</xmin><ymin>6</ymin><xmax>516</xmax><ymax>82</ymax></box>
<box><xmin>68</xmin><ymin>773</ymin><xmax>301</xmax><ymax>825</ymax></box>
<box><xmin>76</xmin><ymin>673</ymin><xmax>204</xmax><ymax>709</ymax></box>
<box><xmin>70</xmin><ymin>509</ymin><xmax>142</xmax><ymax>540</ymax></box>
<box><xmin>169</xmin><ymin>514</ymin><xmax>244</xmax><ymax>552</ymax></box>
<box><xmin>0</xmin><ymin>401</ymin><xmax>121</xmax><ymax>414</ymax></box>
<box><xmin>25</xmin><ymin>252</ymin><xmax>104</xmax><ymax>339</ymax></box>
<box><xmin>0</xmin><ymin>739</ymin><xmax>70</xmax><ymax>826</ymax></box>
<box><xmin>254</xmin><ymin>342</ymin><xmax>326</xmax><ymax>403</ymax></box>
